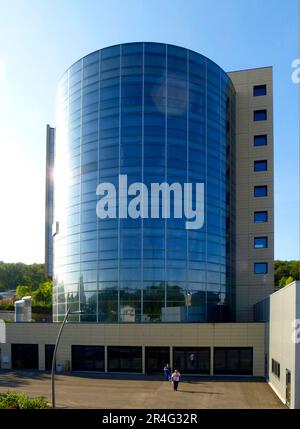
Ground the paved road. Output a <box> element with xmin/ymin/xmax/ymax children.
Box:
<box><xmin>0</xmin><ymin>371</ymin><xmax>286</xmax><ymax>409</ymax></box>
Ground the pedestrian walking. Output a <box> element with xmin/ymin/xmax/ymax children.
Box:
<box><xmin>171</xmin><ymin>369</ymin><xmax>180</xmax><ymax>391</ymax></box>
<box><xmin>164</xmin><ymin>363</ymin><xmax>171</xmax><ymax>381</ymax></box>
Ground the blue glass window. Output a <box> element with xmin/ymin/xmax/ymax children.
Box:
<box><xmin>254</xmin><ymin>237</ymin><xmax>268</xmax><ymax>249</ymax></box>
<box><xmin>254</xmin><ymin>160</ymin><xmax>268</xmax><ymax>172</ymax></box>
<box><xmin>54</xmin><ymin>43</ymin><xmax>235</xmax><ymax>324</ymax></box>
<box><xmin>254</xmin><ymin>186</ymin><xmax>268</xmax><ymax>197</ymax></box>
<box><xmin>254</xmin><ymin>211</ymin><xmax>268</xmax><ymax>223</ymax></box>
<box><xmin>253</xmin><ymin>85</ymin><xmax>267</xmax><ymax>96</ymax></box>
<box><xmin>254</xmin><ymin>263</ymin><xmax>268</xmax><ymax>274</ymax></box>
<box><xmin>254</xmin><ymin>135</ymin><xmax>267</xmax><ymax>146</ymax></box>
<box><xmin>254</xmin><ymin>110</ymin><xmax>267</xmax><ymax>121</ymax></box>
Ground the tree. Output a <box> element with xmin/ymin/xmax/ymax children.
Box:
<box><xmin>16</xmin><ymin>285</ymin><xmax>32</xmax><ymax>300</ymax></box>
<box><xmin>32</xmin><ymin>280</ymin><xmax>52</xmax><ymax>306</ymax></box>
<box><xmin>285</xmin><ymin>276</ymin><xmax>295</xmax><ymax>286</ymax></box>
<box><xmin>275</xmin><ymin>260</ymin><xmax>300</xmax><ymax>287</ymax></box>
<box><xmin>0</xmin><ymin>262</ymin><xmax>44</xmax><ymax>292</ymax></box>
<box><xmin>278</xmin><ymin>276</ymin><xmax>287</xmax><ymax>287</ymax></box>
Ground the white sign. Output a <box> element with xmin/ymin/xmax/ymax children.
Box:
<box><xmin>96</xmin><ymin>174</ymin><xmax>205</xmax><ymax>230</ymax></box>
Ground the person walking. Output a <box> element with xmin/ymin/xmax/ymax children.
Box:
<box><xmin>171</xmin><ymin>369</ymin><xmax>181</xmax><ymax>391</ymax></box>
<box><xmin>164</xmin><ymin>363</ymin><xmax>171</xmax><ymax>381</ymax></box>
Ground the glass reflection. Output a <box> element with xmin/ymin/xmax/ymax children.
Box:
<box><xmin>53</xmin><ymin>43</ymin><xmax>235</xmax><ymax>323</ymax></box>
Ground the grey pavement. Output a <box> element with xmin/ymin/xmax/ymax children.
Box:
<box><xmin>0</xmin><ymin>371</ymin><xmax>286</xmax><ymax>409</ymax></box>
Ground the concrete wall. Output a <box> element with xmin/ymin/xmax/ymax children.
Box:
<box><xmin>269</xmin><ymin>281</ymin><xmax>300</xmax><ymax>408</ymax></box>
<box><xmin>0</xmin><ymin>322</ymin><xmax>265</xmax><ymax>376</ymax></box>
<box><xmin>228</xmin><ymin>67</ymin><xmax>274</xmax><ymax>322</ymax></box>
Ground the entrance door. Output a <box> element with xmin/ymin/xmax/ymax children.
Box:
<box><xmin>286</xmin><ymin>369</ymin><xmax>291</xmax><ymax>408</ymax></box>
<box><xmin>45</xmin><ymin>344</ymin><xmax>55</xmax><ymax>371</ymax></box>
<box><xmin>145</xmin><ymin>347</ymin><xmax>170</xmax><ymax>374</ymax></box>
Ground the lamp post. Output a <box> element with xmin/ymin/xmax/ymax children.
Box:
<box><xmin>51</xmin><ymin>308</ymin><xmax>82</xmax><ymax>409</ymax></box>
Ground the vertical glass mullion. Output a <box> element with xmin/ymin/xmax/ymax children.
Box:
<box><xmin>164</xmin><ymin>45</ymin><xmax>168</xmax><ymax>311</ymax></box>
<box><xmin>96</xmin><ymin>50</ymin><xmax>101</xmax><ymax>323</ymax></box>
<box><xmin>78</xmin><ymin>59</ymin><xmax>83</xmax><ymax>322</ymax></box>
<box><xmin>141</xmin><ymin>42</ymin><xmax>145</xmax><ymax>321</ymax></box>
<box><xmin>218</xmin><ymin>67</ymin><xmax>222</xmax><ymax>320</ymax></box>
<box><xmin>204</xmin><ymin>58</ymin><xmax>208</xmax><ymax>321</ymax></box>
<box><xmin>186</xmin><ymin>50</ymin><xmax>189</xmax><ymax>320</ymax></box>
<box><xmin>64</xmin><ymin>70</ymin><xmax>71</xmax><ymax>320</ymax></box>
<box><xmin>117</xmin><ymin>45</ymin><xmax>122</xmax><ymax>323</ymax></box>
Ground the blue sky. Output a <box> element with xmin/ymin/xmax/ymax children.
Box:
<box><xmin>0</xmin><ymin>0</ymin><xmax>299</xmax><ymax>263</ymax></box>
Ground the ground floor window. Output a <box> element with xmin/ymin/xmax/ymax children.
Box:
<box><xmin>213</xmin><ymin>347</ymin><xmax>253</xmax><ymax>375</ymax></box>
<box><xmin>72</xmin><ymin>345</ymin><xmax>104</xmax><ymax>371</ymax></box>
<box><xmin>173</xmin><ymin>347</ymin><xmax>210</xmax><ymax>374</ymax></box>
<box><xmin>145</xmin><ymin>347</ymin><xmax>170</xmax><ymax>374</ymax></box>
<box><xmin>271</xmin><ymin>358</ymin><xmax>280</xmax><ymax>379</ymax></box>
<box><xmin>11</xmin><ymin>344</ymin><xmax>39</xmax><ymax>370</ymax></box>
<box><xmin>107</xmin><ymin>346</ymin><xmax>142</xmax><ymax>372</ymax></box>
<box><xmin>45</xmin><ymin>344</ymin><xmax>55</xmax><ymax>371</ymax></box>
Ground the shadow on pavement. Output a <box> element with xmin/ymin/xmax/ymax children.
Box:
<box><xmin>0</xmin><ymin>370</ymin><xmax>50</xmax><ymax>388</ymax></box>
<box><xmin>179</xmin><ymin>389</ymin><xmax>223</xmax><ymax>395</ymax></box>
<box><xmin>0</xmin><ymin>369</ymin><xmax>266</xmax><ymax>384</ymax></box>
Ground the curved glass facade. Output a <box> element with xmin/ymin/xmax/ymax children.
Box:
<box><xmin>53</xmin><ymin>42</ymin><xmax>235</xmax><ymax>323</ymax></box>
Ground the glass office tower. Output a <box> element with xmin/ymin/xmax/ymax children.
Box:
<box><xmin>53</xmin><ymin>42</ymin><xmax>235</xmax><ymax>323</ymax></box>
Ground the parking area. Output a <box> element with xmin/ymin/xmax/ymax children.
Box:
<box><xmin>0</xmin><ymin>371</ymin><xmax>285</xmax><ymax>409</ymax></box>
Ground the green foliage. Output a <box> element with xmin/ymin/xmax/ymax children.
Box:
<box><xmin>278</xmin><ymin>276</ymin><xmax>287</xmax><ymax>287</ymax></box>
<box><xmin>0</xmin><ymin>262</ymin><xmax>52</xmax><ymax>308</ymax></box>
<box><xmin>32</xmin><ymin>280</ymin><xmax>52</xmax><ymax>306</ymax></box>
<box><xmin>285</xmin><ymin>276</ymin><xmax>295</xmax><ymax>285</ymax></box>
<box><xmin>15</xmin><ymin>282</ymin><xmax>52</xmax><ymax>308</ymax></box>
<box><xmin>278</xmin><ymin>276</ymin><xmax>294</xmax><ymax>288</ymax></box>
<box><xmin>16</xmin><ymin>285</ymin><xmax>32</xmax><ymax>300</ymax></box>
<box><xmin>0</xmin><ymin>392</ymin><xmax>49</xmax><ymax>409</ymax></box>
<box><xmin>0</xmin><ymin>303</ymin><xmax>14</xmax><ymax>311</ymax></box>
<box><xmin>275</xmin><ymin>260</ymin><xmax>300</xmax><ymax>288</ymax></box>
<box><xmin>0</xmin><ymin>261</ymin><xmax>44</xmax><ymax>292</ymax></box>
<box><xmin>0</xmin><ymin>303</ymin><xmax>52</xmax><ymax>314</ymax></box>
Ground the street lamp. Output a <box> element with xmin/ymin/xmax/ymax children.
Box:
<box><xmin>51</xmin><ymin>308</ymin><xmax>83</xmax><ymax>409</ymax></box>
